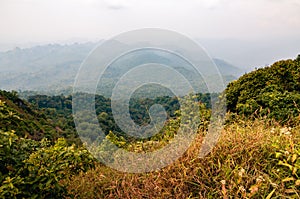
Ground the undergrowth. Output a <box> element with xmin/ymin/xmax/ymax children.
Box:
<box><xmin>64</xmin><ymin>118</ymin><xmax>300</xmax><ymax>198</ymax></box>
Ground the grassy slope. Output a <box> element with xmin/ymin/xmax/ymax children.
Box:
<box><xmin>65</xmin><ymin>118</ymin><xmax>300</xmax><ymax>198</ymax></box>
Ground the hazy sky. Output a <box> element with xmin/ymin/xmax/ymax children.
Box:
<box><xmin>1</xmin><ymin>0</ymin><xmax>300</xmax><ymax>68</ymax></box>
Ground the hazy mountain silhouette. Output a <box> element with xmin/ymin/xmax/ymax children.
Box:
<box><xmin>0</xmin><ymin>42</ymin><xmax>243</xmax><ymax>95</ymax></box>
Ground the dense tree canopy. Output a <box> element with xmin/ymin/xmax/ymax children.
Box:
<box><xmin>226</xmin><ymin>57</ymin><xmax>300</xmax><ymax>124</ymax></box>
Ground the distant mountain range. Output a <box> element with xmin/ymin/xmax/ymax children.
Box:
<box><xmin>0</xmin><ymin>42</ymin><xmax>244</xmax><ymax>96</ymax></box>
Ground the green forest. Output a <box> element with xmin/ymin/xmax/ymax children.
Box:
<box><xmin>1</xmin><ymin>56</ymin><xmax>300</xmax><ymax>198</ymax></box>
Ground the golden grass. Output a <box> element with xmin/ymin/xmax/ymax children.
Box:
<box><xmin>64</xmin><ymin>119</ymin><xmax>300</xmax><ymax>198</ymax></box>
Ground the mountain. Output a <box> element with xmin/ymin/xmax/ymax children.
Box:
<box><xmin>213</xmin><ymin>58</ymin><xmax>243</xmax><ymax>77</ymax></box>
<box><xmin>0</xmin><ymin>43</ymin><xmax>95</xmax><ymax>92</ymax></box>
<box><xmin>0</xmin><ymin>42</ymin><xmax>243</xmax><ymax>95</ymax></box>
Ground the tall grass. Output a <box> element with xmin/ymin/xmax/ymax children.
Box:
<box><xmin>64</xmin><ymin>118</ymin><xmax>300</xmax><ymax>198</ymax></box>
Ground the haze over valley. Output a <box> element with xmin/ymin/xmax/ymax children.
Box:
<box><xmin>0</xmin><ymin>42</ymin><xmax>244</xmax><ymax>96</ymax></box>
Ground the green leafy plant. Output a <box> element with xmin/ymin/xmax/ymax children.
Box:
<box><xmin>226</xmin><ymin>57</ymin><xmax>300</xmax><ymax>124</ymax></box>
<box><xmin>273</xmin><ymin>137</ymin><xmax>300</xmax><ymax>195</ymax></box>
<box><xmin>0</xmin><ymin>130</ymin><xmax>95</xmax><ymax>198</ymax></box>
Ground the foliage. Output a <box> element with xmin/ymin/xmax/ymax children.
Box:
<box><xmin>22</xmin><ymin>138</ymin><xmax>95</xmax><ymax>198</ymax></box>
<box><xmin>226</xmin><ymin>57</ymin><xmax>300</xmax><ymax>124</ymax></box>
<box><xmin>97</xmin><ymin>94</ymin><xmax>211</xmax><ymax>156</ymax></box>
<box><xmin>65</xmin><ymin>118</ymin><xmax>300</xmax><ymax>198</ymax></box>
<box><xmin>273</xmin><ymin>131</ymin><xmax>300</xmax><ymax>195</ymax></box>
<box><xmin>0</xmin><ymin>97</ymin><xmax>95</xmax><ymax>198</ymax></box>
<box><xmin>1</xmin><ymin>56</ymin><xmax>300</xmax><ymax>199</ymax></box>
<box><xmin>0</xmin><ymin>91</ymin><xmax>60</xmax><ymax>140</ymax></box>
<box><xmin>0</xmin><ymin>130</ymin><xmax>40</xmax><ymax>181</ymax></box>
<box><xmin>0</xmin><ymin>130</ymin><xmax>95</xmax><ymax>198</ymax></box>
<box><xmin>28</xmin><ymin>92</ymin><xmax>214</xmax><ymax>144</ymax></box>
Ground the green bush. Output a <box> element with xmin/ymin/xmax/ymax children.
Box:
<box><xmin>0</xmin><ymin>130</ymin><xmax>95</xmax><ymax>198</ymax></box>
<box><xmin>226</xmin><ymin>57</ymin><xmax>300</xmax><ymax>124</ymax></box>
<box><xmin>22</xmin><ymin>138</ymin><xmax>95</xmax><ymax>198</ymax></box>
<box><xmin>273</xmin><ymin>136</ymin><xmax>300</xmax><ymax>196</ymax></box>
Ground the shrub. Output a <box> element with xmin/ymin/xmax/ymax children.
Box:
<box><xmin>226</xmin><ymin>57</ymin><xmax>300</xmax><ymax>124</ymax></box>
<box><xmin>0</xmin><ymin>131</ymin><xmax>95</xmax><ymax>198</ymax></box>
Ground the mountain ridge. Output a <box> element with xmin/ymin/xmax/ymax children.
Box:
<box><xmin>0</xmin><ymin>42</ymin><xmax>243</xmax><ymax>95</ymax></box>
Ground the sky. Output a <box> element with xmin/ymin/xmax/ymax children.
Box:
<box><xmin>0</xmin><ymin>0</ymin><xmax>300</xmax><ymax>69</ymax></box>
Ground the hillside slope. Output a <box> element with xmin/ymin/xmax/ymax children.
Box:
<box><xmin>226</xmin><ymin>56</ymin><xmax>300</xmax><ymax>123</ymax></box>
<box><xmin>0</xmin><ymin>90</ymin><xmax>62</xmax><ymax>140</ymax></box>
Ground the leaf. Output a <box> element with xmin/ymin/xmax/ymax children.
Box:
<box><xmin>275</xmin><ymin>152</ymin><xmax>282</xmax><ymax>159</ymax></box>
<box><xmin>266</xmin><ymin>189</ymin><xmax>276</xmax><ymax>199</ymax></box>
<box><xmin>278</xmin><ymin>161</ymin><xmax>293</xmax><ymax>171</ymax></box>
<box><xmin>45</xmin><ymin>179</ymin><xmax>53</xmax><ymax>187</ymax></box>
<box><xmin>292</xmin><ymin>167</ymin><xmax>298</xmax><ymax>175</ymax></box>
<box><xmin>8</xmin><ymin>137</ymin><xmax>12</xmax><ymax>146</ymax></box>
<box><xmin>249</xmin><ymin>184</ymin><xmax>259</xmax><ymax>194</ymax></box>
<box><xmin>291</xmin><ymin>154</ymin><xmax>297</xmax><ymax>163</ymax></box>
<box><xmin>285</xmin><ymin>189</ymin><xmax>296</xmax><ymax>194</ymax></box>
<box><xmin>282</xmin><ymin>177</ymin><xmax>295</xmax><ymax>182</ymax></box>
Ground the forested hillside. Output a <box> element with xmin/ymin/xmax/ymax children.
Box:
<box><xmin>226</xmin><ymin>56</ymin><xmax>300</xmax><ymax>124</ymax></box>
<box><xmin>0</xmin><ymin>91</ymin><xmax>95</xmax><ymax>198</ymax></box>
<box><xmin>0</xmin><ymin>90</ymin><xmax>62</xmax><ymax>140</ymax></box>
<box><xmin>0</xmin><ymin>56</ymin><xmax>300</xmax><ymax>198</ymax></box>
<box><xmin>27</xmin><ymin>93</ymin><xmax>213</xmax><ymax>140</ymax></box>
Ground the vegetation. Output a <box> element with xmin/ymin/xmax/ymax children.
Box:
<box><xmin>0</xmin><ymin>131</ymin><xmax>95</xmax><ymax>198</ymax></box>
<box><xmin>64</xmin><ymin>118</ymin><xmax>300</xmax><ymax>198</ymax></box>
<box><xmin>226</xmin><ymin>57</ymin><xmax>300</xmax><ymax>124</ymax></box>
<box><xmin>0</xmin><ymin>96</ymin><xmax>96</xmax><ymax>198</ymax></box>
<box><xmin>27</xmin><ymin>92</ymin><xmax>213</xmax><ymax>142</ymax></box>
<box><xmin>0</xmin><ymin>90</ymin><xmax>61</xmax><ymax>140</ymax></box>
<box><xmin>1</xmin><ymin>56</ymin><xmax>300</xmax><ymax>198</ymax></box>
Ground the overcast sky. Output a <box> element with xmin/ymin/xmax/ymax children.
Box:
<box><xmin>0</xmin><ymin>0</ymin><xmax>299</xmax><ymax>68</ymax></box>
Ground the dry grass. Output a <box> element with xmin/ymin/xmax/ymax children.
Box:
<box><xmin>64</xmin><ymin>119</ymin><xmax>300</xmax><ymax>198</ymax></box>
